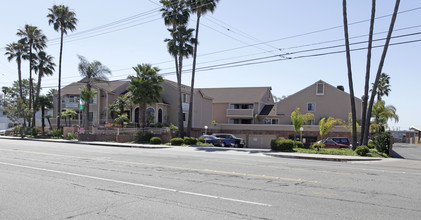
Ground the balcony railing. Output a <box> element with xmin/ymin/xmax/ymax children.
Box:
<box><xmin>226</xmin><ymin>109</ymin><xmax>254</xmax><ymax>118</ymax></box>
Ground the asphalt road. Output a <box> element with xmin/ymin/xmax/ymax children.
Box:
<box><xmin>1</xmin><ymin>139</ymin><xmax>421</xmax><ymax>219</ymax></box>
<box><xmin>392</xmin><ymin>143</ymin><xmax>421</xmax><ymax>160</ymax></box>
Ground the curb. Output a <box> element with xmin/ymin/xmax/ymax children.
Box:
<box><xmin>265</xmin><ymin>153</ymin><xmax>383</xmax><ymax>162</ymax></box>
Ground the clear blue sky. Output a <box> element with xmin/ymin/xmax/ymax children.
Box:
<box><xmin>1</xmin><ymin>0</ymin><xmax>420</xmax><ymax>130</ymax></box>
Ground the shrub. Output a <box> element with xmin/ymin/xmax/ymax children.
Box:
<box><xmin>271</xmin><ymin>139</ymin><xmax>294</xmax><ymax>151</ymax></box>
<box><xmin>170</xmin><ymin>137</ymin><xmax>184</xmax><ymax>146</ymax></box>
<box><xmin>150</xmin><ymin>137</ymin><xmax>162</xmax><ymax>145</ymax></box>
<box><xmin>30</xmin><ymin>128</ymin><xmax>39</xmax><ymax>137</ymax></box>
<box><xmin>197</xmin><ymin>138</ymin><xmax>205</xmax><ymax>143</ymax></box>
<box><xmin>184</xmin><ymin>137</ymin><xmax>197</xmax><ymax>145</ymax></box>
<box><xmin>66</xmin><ymin>133</ymin><xmax>75</xmax><ymax>140</ymax></box>
<box><xmin>355</xmin><ymin>145</ymin><xmax>370</xmax><ymax>156</ymax></box>
<box><xmin>134</xmin><ymin>131</ymin><xmax>154</xmax><ymax>143</ymax></box>
<box><xmin>12</xmin><ymin>125</ymin><xmax>21</xmax><ymax>135</ymax></box>
<box><xmin>312</xmin><ymin>142</ymin><xmax>325</xmax><ymax>150</ymax></box>
<box><xmin>367</xmin><ymin>140</ymin><xmax>375</xmax><ymax>149</ymax></box>
<box><xmin>374</xmin><ymin>132</ymin><xmax>391</xmax><ymax>154</ymax></box>
<box><xmin>295</xmin><ymin>141</ymin><xmax>304</xmax><ymax>148</ymax></box>
<box><xmin>51</xmin><ymin>129</ymin><xmax>62</xmax><ymax>138</ymax></box>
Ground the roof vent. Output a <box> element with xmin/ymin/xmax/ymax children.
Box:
<box><xmin>337</xmin><ymin>85</ymin><xmax>344</xmax><ymax>91</ymax></box>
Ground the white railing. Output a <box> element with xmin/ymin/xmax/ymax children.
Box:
<box><xmin>226</xmin><ymin>109</ymin><xmax>254</xmax><ymax>118</ymax></box>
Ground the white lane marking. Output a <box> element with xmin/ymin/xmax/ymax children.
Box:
<box><xmin>0</xmin><ymin>161</ymin><xmax>271</xmax><ymax>207</ymax></box>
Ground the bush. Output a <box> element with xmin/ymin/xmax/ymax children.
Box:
<box><xmin>51</xmin><ymin>129</ymin><xmax>62</xmax><ymax>138</ymax></box>
<box><xmin>184</xmin><ymin>137</ymin><xmax>197</xmax><ymax>145</ymax></box>
<box><xmin>367</xmin><ymin>140</ymin><xmax>375</xmax><ymax>149</ymax></box>
<box><xmin>355</xmin><ymin>145</ymin><xmax>370</xmax><ymax>156</ymax></box>
<box><xmin>271</xmin><ymin>139</ymin><xmax>294</xmax><ymax>151</ymax></box>
<box><xmin>197</xmin><ymin>138</ymin><xmax>205</xmax><ymax>144</ymax></box>
<box><xmin>150</xmin><ymin>137</ymin><xmax>162</xmax><ymax>145</ymax></box>
<box><xmin>312</xmin><ymin>142</ymin><xmax>325</xmax><ymax>150</ymax></box>
<box><xmin>374</xmin><ymin>132</ymin><xmax>391</xmax><ymax>154</ymax></box>
<box><xmin>30</xmin><ymin>128</ymin><xmax>39</xmax><ymax>137</ymax></box>
<box><xmin>134</xmin><ymin>131</ymin><xmax>154</xmax><ymax>143</ymax></box>
<box><xmin>66</xmin><ymin>133</ymin><xmax>75</xmax><ymax>140</ymax></box>
<box><xmin>295</xmin><ymin>141</ymin><xmax>304</xmax><ymax>148</ymax></box>
<box><xmin>170</xmin><ymin>137</ymin><xmax>184</xmax><ymax>146</ymax></box>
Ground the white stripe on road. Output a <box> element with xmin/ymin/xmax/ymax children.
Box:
<box><xmin>0</xmin><ymin>161</ymin><xmax>272</xmax><ymax>207</ymax></box>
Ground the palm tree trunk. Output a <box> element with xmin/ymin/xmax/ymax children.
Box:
<box><xmin>84</xmin><ymin>84</ymin><xmax>91</xmax><ymax>132</ymax></box>
<box><xmin>41</xmin><ymin>106</ymin><xmax>45</xmax><ymax>135</ymax></box>
<box><xmin>364</xmin><ymin>0</ymin><xmax>400</xmax><ymax>145</ymax></box>
<box><xmin>187</xmin><ymin>12</ymin><xmax>202</xmax><ymax>137</ymax></box>
<box><xmin>33</xmin><ymin>70</ymin><xmax>44</xmax><ymax>128</ymax></box>
<box><xmin>57</xmin><ymin>30</ymin><xmax>64</xmax><ymax>130</ymax></box>
<box><xmin>342</xmin><ymin>0</ymin><xmax>358</xmax><ymax>149</ymax></box>
<box><xmin>360</xmin><ymin>0</ymin><xmax>376</xmax><ymax>146</ymax></box>
<box><xmin>29</xmin><ymin>46</ymin><xmax>33</xmax><ymax>128</ymax></box>
<box><xmin>177</xmin><ymin>56</ymin><xmax>185</xmax><ymax>138</ymax></box>
<box><xmin>17</xmin><ymin>59</ymin><xmax>24</xmax><ymax>102</ymax></box>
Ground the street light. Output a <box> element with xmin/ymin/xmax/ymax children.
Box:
<box><xmin>204</xmin><ymin>125</ymin><xmax>208</xmax><ymax>135</ymax></box>
<box><xmin>300</xmin><ymin>126</ymin><xmax>304</xmax><ymax>142</ymax></box>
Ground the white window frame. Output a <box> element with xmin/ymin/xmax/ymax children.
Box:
<box><xmin>316</xmin><ymin>83</ymin><xmax>324</xmax><ymax>95</ymax></box>
<box><xmin>307</xmin><ymin>103</ymin><xmax>316</xmax><ymax>112</ymax></box>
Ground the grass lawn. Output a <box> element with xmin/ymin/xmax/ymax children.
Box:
<box><xmin>293</xmin><ymin>147</ymin><xmax>389</xmax><ymax>158</ymax></box>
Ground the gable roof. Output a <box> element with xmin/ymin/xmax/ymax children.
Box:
<box><xmin>199</xmin><ymin>87</ymin><xmax>272</xmax><ymax>103</ymax></box>
<box><xmin>59</xmin><ymin>80</ymin><xmax>130</xmax><ymax>95</ymax></box>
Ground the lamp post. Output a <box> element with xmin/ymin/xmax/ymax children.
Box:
<box><xmin>300</xmin><ymin>126</ymin><xmax>304</xmax><ymax>142</ymax></box>
<box><xmin>204</xmin><ymin>125</ymin><xmax>208</xmax><ymax>135</ymax></box>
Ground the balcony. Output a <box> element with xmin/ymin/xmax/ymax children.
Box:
<box><xmin>226</xmin><ymin>109</ymin><xmax>254</xmax><ymax>118</ymax></box>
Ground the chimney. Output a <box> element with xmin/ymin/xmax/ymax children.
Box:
<box><xmin>337</xmin><ymin>85</ymin><xmax>344</xmax><ymax>91</ymax></box>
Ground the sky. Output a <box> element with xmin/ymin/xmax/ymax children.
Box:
<box><xmin>0</xmin><ymin>0</ymin><xmax>420</xmax><ymax>130</ymax></box>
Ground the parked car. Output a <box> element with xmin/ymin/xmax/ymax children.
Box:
<box><xmin>317</xmin><ymin>140</ymin><xmax>350</xmax><ymax>149</ymax></box>
<box><xmin>198</xmin><ymin>135</ymin><xmax>225</xmax><ymax>147</ymax></box>
<box><xmin>212</xmin><ymin>133</ymin><xmax>245</xmax><ymax>148</ymax></box>
<box><xmin>326</xmin><ymin>137</ymin><xmax>350</xmax><ymax>146</ymax></box>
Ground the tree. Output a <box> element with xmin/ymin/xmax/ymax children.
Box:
<box><xmin>47</xmin><ymin>4</ymin><xmax>78</xmax><ymax>130</ymax></box>
<box><xmin>38</xmin><ymin>95</ymin><xmax>53</xmax><ymax>135</ymax></box>
<box><xmin>128</xmin><ymin>64</ymin><xmax>164</xmax><ymax>129</ymax></box>
<box><xmin>61</xmin><ymin>108</ymin><xmax>77</xmax><ymax>127</ymax></box>
<box><xmin>160</xmin><ymin>0</ymin><xmax>190</xmax><ymax>137</ymax></box>
<box><xmin>17</xmin><ymin>24</ymin><xmax>47</xmax><ymax>128</ymax></box>
<box><xmin>341</xmin><ymin>0</ymin><xmax>358</xmax><ymax>149</ymax></box>
<box><xmin>319</xmin><ymin>117</ymin><xmax>340</xmax><ymax>140</ymax></box>
<box><xmin>33</xmin><ymin>51</ymin><xmax>55</xmax><ymax>117</ymax></box>
<box><xmin>165</xmin><ymin>25</ymin><xmax>196</xmax><ymax>137</ymax></box>
<box><xmin>370</xmin><ymin>100</ymin><xmax>398</xmax><ymax>134</ymax></box>
<box><xmin>108</xmin><ymin>94</ymin><xmax>132</xmax><ymax>119</ymax></box>
<box><xmin>373</xmin><ymin>73</ymin><xmax>391</xmax><ymax>102</ymax></box>
<box><xmin>5</xmin><ymin>41</ymin><xmax>27</xmax><ymax>102</ymax></box>
<box><xmin>186</xmin><ymin>0</ymin><xmax>220</xmax><ymax>137</ymax></box>
<box><xmin>290</xmin><ymin>108</ymin><xmax>314</xmax><ymax>147</ymax></box>
<box><xmin>77</xmin><ymin>56</ymin><xmax>111</xmax><ymax>131</ymax></box>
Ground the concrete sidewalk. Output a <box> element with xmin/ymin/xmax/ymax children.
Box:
<box><xmin>0</xmin><ymin>135</ymin><xmax>384</xmax><ymax>162</ymax></box>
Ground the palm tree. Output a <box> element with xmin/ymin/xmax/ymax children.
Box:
<box><xmin>319</xmin><ymin>117</ymin><xmax>340</xmax><ymax>140</ymax></box>
<box><xmin>360</xmin><ymin>0</ymin><xmax>376</xmax><ymax>146</ymax></box>
<box><xmin>33</xmin><ymin>51</ymin><xmax>55</xmax><ymax>116</ymax></box>
<box><xmin>128</xmin><ymin>64</ymin><xmax>164</xmax><ymax>129</ymax></box>
<box><xmin>185</xmin><ymin>0</ymin><xmax>220</xmax><ymax>137</ymax></box>
<box><xmin>374</xmin><ymin>73</ymin><xmax>391</xmax><ymax>102</ymax></box>
<box><xmin>5</xmin><ymin>41</ymin><xmax>27</xmax><ymax>102</ymax></box>
<box><xmin>160</xmin><ymin>0</ymin><xmax>190</xmax><ymax>137</ymax></box>
<box><xmin>77</xmin><ymin>55</ymin><xmax>111</xmax><ymax>131</ymax></box>
<box><xmin>17</xmin><ymin>24</ymin><xmax>47</xmax><ymax>127</ymax></box>
<box><xmin>371</xmin><ymin>100</ymin><xmax>398</xmax><ymax>134</ymax></box>
<box><xmin>342</xmin><ymin>0</ymin><xmax>358</xmax><ymax>149</ymax></box>
<box><xmin>363</xmin><ymin>0</ymin><xmax>400</xmax><ymax>146</ymax></box>
<box><xmin>47</xmin><ymin>5</ymin><xmax>78</xmax><ymax>130</ymax></box>
<box><xmin>165</xmin><ymin>25</ymin><xmax>196</xmax><ymax>137</ymax></box>
<box><xmin>38</xmin><ymin>95</ymin><xmax>53</xmax><ymax>135</ymax></box>
<box><xmin>108</xmin><ymin>94</ymin><xmax>133</xmax><ymax>119</ymax></box>
<box><xmin>290</xmin><ymin>108</ymin><xmax>314</xmax><ymax>147</ymax></box>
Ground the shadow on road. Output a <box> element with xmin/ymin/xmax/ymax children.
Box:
<box><xmin>391</xmin><ymin>150</ymin><xmax>404</xmax><ymax>159</ymax></box>
<box><xmin>190</xmin><ymin>146</ymin><xmax>270</xmax><ymax>154</ymax></box>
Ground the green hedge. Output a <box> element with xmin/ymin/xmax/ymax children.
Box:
<box><xmin>197</xmin><ymin>138</ymin><xmax>205</xmax><ymax>143</ymax></box>
<box><xmin>374</xmin><ymin>132</ymin><xmax>391</xmax><ymax>154</ymax></box>
<box><xmin>184</xmin><ymin>137</ymin><xmax>197</xmax><ymax>145</ymax></box>
<box><xmin>295</xmin><ymin>141</ymin><xmax>304</xmax><ymax>148</ymax></box>
<box><xmin>150</xmin><ymin>137</ymin><xmax>162</xmax><ymax>145</ymax></box>
<box><xmin>170</xmin><ymin>138</ymin><xmax>184</xmax><ymax>146</ymax></box>
<box><xmin>134</xmin><ymin>131</ymin><xmax>154</xmax><ymax>143</ymax></box>
<box><xmin>271</xmin><ymin>139</ymin><xmax>294</xmax><ymax>151</ymax></box>
<box><xmin>356</xmin><ymin>145</ymin><xmax>370</xmax><ymax>156</ymax></box>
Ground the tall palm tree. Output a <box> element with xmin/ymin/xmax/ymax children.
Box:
<box><xmin>342</xmin><ymin>0</ymin><xmax>358</xmax><ymax>149</ymax></box>
<box><xmin>360</xmin><ymin>0</ymin><xmax>376</xmax><ymax>146</ymax></box>
<box><xmin>5</xmin><ymin>41</ymin><xmax>27</xmax><ymax>102</ymax></box>
<box><xmin>186</xmin><ymin>0</ymin><xmax>219</xmax><ymax>137</ymax></box>
<box><xmin>165</xmin><ymin>25</ymin><xmax>196</xmax><ymax>137</ymax></box>
<box><xmin>47</xmin><ymin>5</ymin><xmax>78</xmax><ymax>130</ymax></box>
<box><xmin>128</xmin><ymin>64</ymin><xmax>164</xmax><ymax>129</ymax></box>
<box><xmin>17</xmin><ymin>24</ymin><xmax>47</xmax><ymax>128</ymax></box>
<box><xmin>375</xmin><ymin>73</ymin><xmax>391</xmax><ymax>102</ymax></box>
<box><xmin>160</xmin><ymin>0</ymin><xmax>190</xmax><ymax>137</ymax></box>
<box><xmin>363</xmin><ymin>0</ymin><xmax>400</xmax><ymax>146</ymax></box>
<box><xmin>77</xmin><ymin>55</ymin><xmax>111</xmax><ymax>131</ymax></box>
<box><xmin>33</xmin><ymin>51</ymin><xmax>55</xmax><ymax>116</ymax></box>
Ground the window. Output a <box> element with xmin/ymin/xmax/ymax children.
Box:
<box><xmin>229</xmin><ymin>104</ymin><xmax>253</xmax><ymax>109</ymax></box>
<box><xmin>316</xmin><ymin>83</ymin><xmax>324</xmax><ymax>95</ymax></box>
<box><xmin>183</xmin><ymin>113</ymin><xmax>186</xmax><ymax>122</ymax></box>
<box><xmin>308</xmin><ymin>103</ymin><xmax>315</xmax><ymax>112</ymax></box>
<box><xmin>183</xmin><ymin>94</ymin><xmax>188</xmax><ymax>103</ymax></box>
<box><xmin>229</xmin><ymin>119</ymin><xmax>252</xmax><ymax>124</ymax></box>
<box><xmin>264</xmin><ymin>119</ymin><xmax>279</xmax><ymax>124</ymax></box>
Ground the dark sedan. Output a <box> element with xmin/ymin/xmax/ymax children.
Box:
<box><xmin>317</xmin><ymin>140</ymin><xmax>350</xmax><ymax>149</ymax></box>
<box><xmin>199</xmin><ymin>135</ymin><xmax>225</xmax><ymax>147</ymax></box>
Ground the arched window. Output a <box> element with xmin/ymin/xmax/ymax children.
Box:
<box><xmin>134</xmin><ymin>108</ymin><xmax>139</xmax><ymax>124</ymax></box>
<box><xmin>146</xmin><ymin>107</ymin><xmax>155</xmax><ymax>124</ymax></box>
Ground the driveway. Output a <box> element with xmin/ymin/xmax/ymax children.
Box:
<box><xmin>392</xmin><ymin>143</ymin><xmax>421</xmax><ymax>160</ymax></box>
